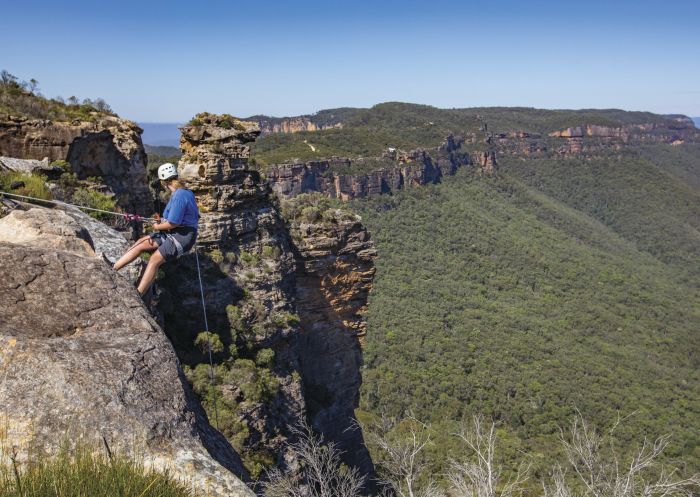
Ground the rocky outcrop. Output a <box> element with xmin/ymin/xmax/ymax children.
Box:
<box><xmin>266</xmin><ymin>135</ymin><xmax>478</xmax><ymax>200</ymax></box>
<box><xmin>157</xmin><ymin>113</ymin><xmax>377</xmax><ymax>484</ymax></box>
<box><xmin>161</xmin><ymin>114</ymin><xmax>308</xmax><ymax>475</ymax></box>
<box><xmin>0</xmin><ymin>115</ymin><xmax>152</xmax><ymax>214</ymax></box>
<box><xmin>0</xmin><ymin>206</ymin><xmax>143</xmax><ymax>283</ymax></box>
<box><xmin>288</xmin><ymin>213</ymin><xmax>377</xmax><ymax>474</ymax></box>
<box><xmin>0</xmin><ymin>156</ymin><xmax>63</xmax><ymax>177</ymax></box>
<box><xmin>252</xmin><ymin>116</ymin><xmax>343</xmax><ymax>135</ymax></box>
<box><xmin>0</xmin><ymin>208</ymin><xmax>253</xmax><ymax>497</ymax></box>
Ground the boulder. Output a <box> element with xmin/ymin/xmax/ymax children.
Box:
<box><xmin>0</xmin><ymin>207</ymin><xmax>143</xmax><ymax>283</ymax></box>
<box><xmin>0</xmin><ymin>155</ymin><xmax>54</xmax><ymax>174</ymax></box>
<box><xmin>0</xmin><ymin>238</ymin><xmax>254</xmax><ymax>496</ymax></box>
<box><xmin>0</xmin><ymin>208</ymin><xmax>95</xmax><ymax>256</ymax></box>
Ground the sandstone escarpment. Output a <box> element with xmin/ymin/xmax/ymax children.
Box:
<box><xmin>0</xmin><ymin>114</ymin><xmax>152</xmax><ymax>214</ymax></box>
<box><xmin>495</xmin><ymin>120</ymin><xmax>700</xmax><ymax>159</ymax></box>
<box><xmin>252</xmin><ymin>116</ymin><xmax>344</xmax><ymax>135</ymax></box>
<box><xmin>266</xmin><ymin>134</ymin><xmax>479</xmax><ymax>200</ymax></box>
<box><xmin>0</xmin><ymin>208</ymin><xmax>253</xmax><ymax>497</ymax></box>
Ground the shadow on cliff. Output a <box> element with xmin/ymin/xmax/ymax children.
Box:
<box><xmin>291</xmin><ymin>251</ymin><xmax>379</xmax><ymax>489</ymax></box>
<box><xmin>155</xmin><ymin>252</ymin><xmax>252</xmax><ymax>483</ymax></box>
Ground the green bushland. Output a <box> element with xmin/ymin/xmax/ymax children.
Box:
<box><xmin>352</xmin><ymin>153</ymin><xmax>700</xmax><ymax>484</ymax></box>
<box><xmin>0</xmin><ymin>446</ymin><xmax>194</xmax><ymax>497</ymax></box>
<box><xmin>0</xmin><ymin>171</ymin><xmax>51</xmax><ymax>200</ymax></box>
<box><xmin>281</xmin><ymin>193</ymin><xmax>357</xmax><ymax>224</ymax></box>
<box><xmin>71</xmin><ymin>188</ymin><xmax>117</xmax><ymax>220</ymax></box>
<box><xmin>178</xmin><ymin>296</ymin><xmax>300</xmax><ymax>480</ymax></box>
<box><xmin>499</xmin><ymin>147</ymin><xmax>700</xmax><ymax>283</ymax></box>
<box><xmin>0</xmin><ymin>69</ymin><xmax>114</xmax><ymax>121</ymax></box>
<box><xmin>251</xmin><ymin>102</ymin><xmax>676</xmax><ymax>166</ymax></box>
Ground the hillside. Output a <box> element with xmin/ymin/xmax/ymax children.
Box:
<box><xmin>0</xmin><ymin>70</ymin><xmax>114</xmax><ymax>121</ymax></box>
<box><xmin>249</xmin><ymin>103</ymin><xmax>691</xmax><ymax>165</ymax></box>
<box><xmin>353</xmin><ymin>157</ymin><xmax>700</xmax><ymax>481</ymax></box>
<box><xmin>250</xmin><ymin>102</ymin><xmax>700</xmax><ymax>485</ymax></box>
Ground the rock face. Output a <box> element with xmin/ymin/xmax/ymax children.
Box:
<box><xmin>0</xmin><ymin>156</ymin><xmax>62</xmax><ymax>176</ymax></box>
<box><xmin>0</xmin><ymin>206</ymin><xmax>143</xmax><ymax>283</ymax></box>
<box><xmin>289</xmin><ymin>214</ymin><xmax>377</xmax><ymax>475</ymax></box>
<box><xmin>0</xmin><ymin>209</ymin><xmax>253</xmax><ymax>497</ymax></box>
<box><xmin>266</xmin><ymin>135</ymin><xmax>479</xmax><ymax>200</ymax></box>
<box><xmin>158</xmin><ymin>113</ymin><xmax>377</xmax><ymax>482</ymax></box>
<box><xmin>0</xmin><ymin>115</ymin><xmax>152</xmax><ymax>214</ymax></box>
<box><xmin>162</xmin><ymin>114</ymin><xmax>308</xmax><ymax>473</ymax></box>
<box><xmin>252</xmin><ymin>116</ymin><xmax>343</xmax><ymax>135</ymax></box>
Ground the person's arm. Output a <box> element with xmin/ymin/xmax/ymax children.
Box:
<box><xmin>152</xmin><ymin>219</ymin><xmax>180</xmax><ymax>231</ymax></box>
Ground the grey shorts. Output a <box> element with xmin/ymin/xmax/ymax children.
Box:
<box><xmin>151</xmin><ymin>227</ymin><xmax>197</xmax><ymax>261</ymax></box>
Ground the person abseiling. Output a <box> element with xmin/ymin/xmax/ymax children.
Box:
<box><xmin>108</xmin><ymin>163</ymin><xmax>200</xmax><ymax>295</ymax></box>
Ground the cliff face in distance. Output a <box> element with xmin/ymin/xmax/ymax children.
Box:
<box><xmin>251</xmin><ymin>104</ymin><xmax>700</xmax><ymax>202</ymax></box>
<box><xmin>265</xmin><ymin>135</ymin><xmax>495</xmax><ymax>200</ymax></box>
<box><xmin>157</xmin><ymin>113</ymin><xmax>377</xmax><ymax>481</ymax></box>
<box><xmin>0</xmin><ymin>114</ymin><xmax>152</xmax><ymax>214</ymax></box>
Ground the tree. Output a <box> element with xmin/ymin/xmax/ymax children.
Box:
<box><xmin>365</xmin><ymin>414</ymin><xmax>443</xmax><ymax>497</ymax></box>
<box><xmin>94</xmin><ymin>98</ymin><xmax>112</xmax><ymax>113</ymax></box>
<box><xmin>0</xmin><ymin>70</ymin><xmax>18</xmax><ymax>86</ymax></box>
<box><xmin>28</xmin><ymin>78</ymin><xmax>39</xmax><ymax>94</ymax></box>
<box><xmin>263</xmin><ymin>421</ymin><xmax>365</xmax><ymax>497</ymax></box>
<box><xmin>448</xmin><ymin>416</ymin><xmax>529</xmax><ymax>497</ymax></box>
<box><xmin>543</xmin><ymin>411</ymin><xmax>700</xmax><ymax>497</ymax></box>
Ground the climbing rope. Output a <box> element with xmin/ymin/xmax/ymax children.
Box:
<box><xmin>0</xmin><ymin>191</ymin><xmax>156</xmax><ymax>222</ymax></box>
<box><xmin>194</xmin><ymin>244</ymin><xmax>220</xmax><ymax>430</ymax></box>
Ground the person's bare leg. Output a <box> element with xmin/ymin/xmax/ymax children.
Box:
<box><xmin>137</xmin><ymin>249</ymin><xmax>166</xmax><ymax>295</ymax></box>
<box><xmin>114</xmin><ymin>236</ymin><xmax>157</xmax><ymax>270</ymax></box>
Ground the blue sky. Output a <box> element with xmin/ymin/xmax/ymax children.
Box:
<box><xmin>2</xmin><ymin>0</ymin><xmax>699</xmax><ymax>121</ymax></box>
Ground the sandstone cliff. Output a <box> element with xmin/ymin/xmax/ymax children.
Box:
<box><xmin>0</xmin><ymin>207</ymin><xmax>253</xmax><ymax>497</ymax></box>
<box><xmin>156</xmin><ymin>113</ymin><xmax>378</xmax><ymax>482</ymax></box>
<box><xmin>265</xmin><ymin>134</ymin><xmax>481</xmax><ymax>200</ymax></box>
<box><xmin>285</xmin><ymin>202</ymin><xmax>377</xmax><ymax>475</ymax></box>
<box><xmin>0</xmin><ymin>114</ymin><xmax>152</xmax><ymax>214</ymax></box>
<box><xmin>250</xmin><ymin>115</ymin><xmax>344</xmax><ymax>135</ymax></box>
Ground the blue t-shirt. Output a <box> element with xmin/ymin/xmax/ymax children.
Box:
<box><xmin>162</xmin><ymin>189</ymin><xmax>199</xmax><ymax>229</ymax></box>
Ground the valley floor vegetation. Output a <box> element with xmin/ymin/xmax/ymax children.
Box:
<box><xmin>352</xmin><ymin>145</ymin><xmax>700</xmax><ymax>484</ymax></box>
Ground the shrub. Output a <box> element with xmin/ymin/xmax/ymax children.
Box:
<box><xmin>239</xmin><ymin>250</ymin><xmax>260</xmax><ymax>266</ymax></box>
<box><xmin>0</xmin><ymin>171</ymin><xmax>51</xmax><ymax>200</ymax></box>
<box><xmin>0</xmin><ymin>446</ymin><xmax>194</xmax><ymax>497</ymax></box>
<box><xmin>50</xmin><ymin>159</ymin><xmax>71</xmax><ymax>171</ymax></box>
<box><xmin>255</xmin><ymin>348</ymin><xmax>275</xmax><ymax>368</ymax></box>
<box><xmin>194</xmin><ymin>331</ymin><xmax>224</xmax><ymax>355</ymax></box>
<box><xmin>71</xmin><ymin>188</ymin><xmax>116</xmax><ymax>220</ymax></box>
<box><xmin>209</xmin><ymin>249</ymin><xmax>224</xmax><ymax>264</ymax></box>
<box><xmin>261</xmin><ymin>245</ymin><xmax>281</xmax><ymax>259</ymax></box>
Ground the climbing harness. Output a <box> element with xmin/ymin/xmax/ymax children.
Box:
<box><xmin>194</xmin><ymin>243</ymin><xmax>220</xmax><ymax>430</ymax></box>
<box><xmin>0</xmin><ymin>191</ymin><xmax>156</xmax><ymax>222</ymax></box>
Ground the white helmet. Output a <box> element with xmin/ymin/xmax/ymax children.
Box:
<box><xmin>158</xmin><ymin>163</ymin><xmax>178</xmax><ymax>181</ymax></box>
